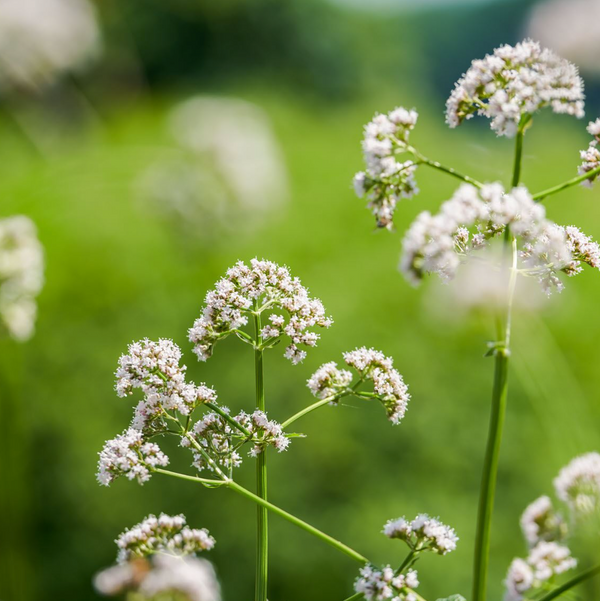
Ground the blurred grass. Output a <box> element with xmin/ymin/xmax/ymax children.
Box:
<box><xmin>0</xmin><ymin>82</ymin><xmax>599</xmax><ymax>601</ymax></box>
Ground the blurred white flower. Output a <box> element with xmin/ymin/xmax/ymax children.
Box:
<box><xmin>95</xmin><ymin>554</ymin><xmax>220</xmax><ymax>601</ymax></box>
<box><xmin>0</xmin><ymin>215</ymin><xmax>44</xmax><ymax>341</ymax></box>
<box><xmin>0</xmin><ymin>0</ymin><xmax>100</xmax><ymax>92</ymax></box>
<box><xmin>137</xmin><ymin>96</ymin><xmax>289</xmax><ymax>235</ymax></box>
<box><xmin>527</xmin><ymin>0</ymin><xmax>600</xmax><ymax>77</ymax></box>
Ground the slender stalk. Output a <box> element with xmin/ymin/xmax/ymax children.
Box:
<box><xmin>407</xmin><ymin>145</ymin><xmax>484</xmax><ymax>188</ymax></box>
<box><xmin>471</xmin><ymin>347</ymin><xmax>509</xmax><ymax>601</ymax></box>
<box><xmin>282</xmin><ymin>397</ymin><xmax>334</xmax><ymax>429</ymax></box>
<box><xmin>472</xmin><ymin>128</ymin><xmax>523</xmax><ymax>601</ymax></box>
<box><xmin>205</xmin><ymin>401</ymin><xmax>251</xmax><ymax>437</ymax></box>
<box><xmin>253</xmin><ymin>311</ymin><xmax>268</xmax><ymax>601</ymax></box>
<box><xmin>535</xmin><ymin>564</ymin><xmax>600</xmax><ymax>601</ymax></box>
<box><xmin>342</xmin><ymin>594</ymin><xmax>364</xmax><ymax>601</ymax></box>
<box><xmin>532</xmin><ymin>164</ymin><xmax>600</xmax><ymax>201</ymax></box>
<box><xmin>227</xmin><ymin>481</ymin><xmax>368</xmax><ymax>564</ymax></box>
<box><xmin>154</xmin><ymin>468</ymin><xmax>224</xmax><ymax>487</ymax></box>
<box><xmin>511</xmin><ymin>128</ymin><xmax>525</xmax><ymax>188</ymax></box>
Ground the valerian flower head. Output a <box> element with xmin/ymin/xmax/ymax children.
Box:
<box><xmin>0</xmin><ymin>215</ymin><xmax>44</xmax><ymax>341</ymax></box>
<box><xmin>383</xmin><ymin>514</ymin><xmax>458</xmax><ymax>555</ymax></box>
<box><xmin>182</xmin><ymin>410</ymin><xmax>243</xmax><ymax>473</ymax></box>
<box><xmin>446</xmin><ymin>39</ymin><xmax>585</xmax><ymax>137</ymax></box>
<box><xmin>354</xmin><ymin>107</ymin><xmax>420</xmax><ymax>230</ymax></box>
<box><xmin>182</xmin><ymin>409</ymin><xmax>291</xmax><ymax>474</ymax></box>
<box><xmin>401</xmin><ymin>183</ymin><xmax>599</xmax><ymax>294</ymax></box>
<box><xmin>306</xmin><ymin>361</ymin><xmax>353</xmax><ymax>400</ymax></box>
<box><xmin>505</xmin><ymin>542</ymin><xmax>577</xmax><ymax>601</ymax></box>
<box><xmin>554</xmin><ymin>451</ymin><xmax>600</xmax><ymax>514</ymax></box>
<box><xmin>116</xmin><ymin>338</ymin><xmax>217</xmax><ymax>432</ymax></box>
<box><xmin>115</xmin><ymin>513</ymin><xmax>215</xmax><ymax>564</ymax></box>
<box><xmin>97</xmin><ymin>428</ymin><xmax>169</xmax><ymax>486</ymax></box>
<box><xmin>520</xmin><ymin>495</ymin><xmax>566</xmax><ymax>547</ymax></box>
<box><xmin>188</xmin><ymin>259</ymin><xmax>332</xmax><ymax>364</ymax></box>
<box><xmin>354</xmin><ymin>565</ymin><xmax>420</xmax><ymax>601</ymax></box>
<box><xmin>309</xmin><ymin>347</ymin><xmax>411</xmax><ymax>424</ymax></box>
<box><xmin>236</xmin><ymin>410</ymin><xmax>290</xmax><ymax>456</ymax></box>
<box><xmin>578</xmin><ymin>118</ymin><xmax>600</xmax><ymax>187</ymax></box>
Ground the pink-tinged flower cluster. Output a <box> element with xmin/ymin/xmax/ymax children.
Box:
<box><xmin>354</xmin><ymin>565</ymin><xmax>420</xmax><ymax>601</ymax></box>
<box><xmin>353</xmin><ymin>107</ymin><xmax>419</xmax><ymax>229</ymax></box>
<box><xmin>446</xmin><ymin>40</ymin><xmax>585</xmax><ymax>137</ymax></box>
<box><xmin>97</xmin><ymin>428</ymin><xmax>169</xmax><ymax>486</ymax></box>
<box><xmin>188</xmin><ymin>259</ymin><xmax>332</xmax><ymax>364</ymax></box>
<box><xmin>579</xmin><ymin>118</ymin><xmax>600</xmax><ymax>187</ymax></box>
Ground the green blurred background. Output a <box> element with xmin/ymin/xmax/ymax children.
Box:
<box><xmin>0</xmin><ymin>0</ymin><xmax>599</xmax><ymax>599</ymax></box>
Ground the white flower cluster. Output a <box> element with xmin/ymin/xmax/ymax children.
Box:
<box><xmin>353</xmin><ymin>107</ymin><xmax>419</xmax><ymax>230</ymax></box>
<box><xmin>505</xmin><ymin>542</ymin><xmax>577</xmax><ymax>601</ymax></box>
<box><xmin>95</xmin><ymin>555</ymin><xmax>220</xmax><ymax>601</ymax></box>
<box><xmin>97</xmin><ymin>428</ymin><xmax>169</xmax><ymax>486</ymax></box>
<box><xmin>505</xmin><ymin>452</ymin><xmax>600</xmax><ymax>599</ymax></box>
<box><xmin>306</xmin><ymin>361</ymin><xmax>353</xmax><ymax>400</ymax></box>
<box><xmin>116</xmin><ymin>338</ymin><xmax>217</xmax><ymax>431</ymax></box>
<box><xmin>0</xmin><ymin>215</ymin><xmax>44</xmax><ymax>341</ymax></box>
<box><xmin>554</xmin><ymin>451</ymin><xmax>600</xmax><ymax>513</ymax></box>
<box><xmin>383</xmin><ymin>514</ymin><xmax>458</xmax><ymax>555</ymax></box>
<box><xmin>189</xmin><ymin>259</ymin><xmax>332</xmax><ymax>364</ymax></box>
<box><xmin>520</xmin><ymin>496</ymin><xmax>566</xmax><ymax>547</ymax></box>
<box><xmin>182</xmin><ymin>409</ymin><xmax>291</xmax><ymax>473</ymax></box>
<box><xmin>446</xmin><ymin>39</ymin><xmax>585</xmax><ymax>137</ymax></box>
<box><xmin>0</xmin><ymin>0</ymin><xmax>100</xmax><ymax>92</ymax></box>
<box><xmin>116</xmin><ymin>513</ymin><xmax>215</xmax><ymax>563</ymax></box>
<box><xmin>236</xmin><ymin>410</ymin><xmax>290</xmax><ymax>456</ymax></box>
<box><xmin>401</xmin><ymin>183</ymin><xmax>600</xmax><ymax>294</ymax></box>
<box><xmin>343</xmin><ymin>347</ymin><xmax>410</xmax><ymax>424</ymax></box>
<box><xmin>579</xmin><ymin>119</ymin><xmax>600</xmax><ymax>188</ymax></box>
<box><xmin>182</xmin><ymin>411</ymin><xmax>243</xmax><ymax>473</ymax></box>
<box><xmin>354</xmin><ymin>565</ymin><xmax>419</xmax><ymax>601</ymax></box>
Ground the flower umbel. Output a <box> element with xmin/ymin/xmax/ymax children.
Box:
<box><xmin>188</xmin><ymin>258</ymin><xmax>332</xmax><ymax>364</ymax></box>
<box><xmin>579</xmin><ymin>118</ymin><xmax>600</xmax><ymax>187</ymax></box>
<box><xmin>354</xmin><ymin>565</ymin><xmax>420</xmax><ymax>601</ymax></box>
<box><xmin>354</xmin><ymin>106</ymin><xmax>420</xmax><ymax>229</ymax></box>
<box><xmin>97</xmin><ymin>428</ymin><xmax>169</xmax><ymax>486</ymax></box>
<box><xmin>115</xmin><ymin>513</ymin><xmax>215</xmax><ymax>563</ymax></box>
<box><xmin>446</xmin><ymin>39</ymin><xmax>585</xmax><ymax>137</ymax></box>
<box><xmin>383</xmin><ymin>514</ymin><xmax>459</xmax><ymax>555</ymax></box>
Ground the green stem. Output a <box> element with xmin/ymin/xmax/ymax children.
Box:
<box><xmin>472</xmin><ymin>128</ymin><xmax>523</xmax><ymax>601</ymax></box>
<box><xmin>253</xmin><ymin>311</ymin><xmax>268</xmax><ymax>601</ymax></box>
<box><xmin>342</xmin><ymin>594</ymin><xmax>364</xmax><ymax>601</ymax></box>
<box><xmin>154</xmin><ymin>468</ymin><xmax>225</xmax><ymax>487</ymax></box>
<box><xmin>396</xmin><ymin>550</ymin><xmax>417</xmax><ymax>575</ymax></box>
<box><xmin>532</xmin><ymin>164</ymin><xmax>600</xmax><ymax>201</ymax></box>
<box><xmin>407</xmin><ymin>145</ymin><xmax>484</xmax><ymax>189</ymax></box>
<box><xmin>511</xmin><ymin>127</ymin><xmax>525</xmax><ymax>188</ymax></box>
<box><xmin>227</xmin><ymin>480</ymin><xmax>368</xmax><ymax>564</ymax></box>
<box><xmin>205</xmin><ymin>401</ymin><xmax>251</xmax><ymax>437</ymax></box>
<box><xmin>282</xmin><ymin>397</ymin><xmax>335</xmax><ymax>429</ymax></box>
<box><xmin>535</xmin><ymin>564</ymin><xmax>600</xmax><ymax>601</ymax></box>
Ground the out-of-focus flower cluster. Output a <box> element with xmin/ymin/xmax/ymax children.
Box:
<box><xmin>0</xmin><ymin>215</ymin><xmax>44</xmax><ymax>341</ymax></box>
<box><xmin>137</xmin><ymin>96</ymin><xmax>288</xmax><ymax>237</ymax></box>
<box><xmin>527</xmin><ymin>0</ymin><xmax>600</xmax><ymax>78</ymax></box>
<box><xmin>579</xmin><ymin>119</ymin><xmax>600</xmax><ymax>188</ymax></box>
<box><xmin>353</xmin><ymin>107</ymin><xmax>419</xmax><ymax>230</ymax></box>
<box><xmin>307</xmin><ymin>347</ymin><xmax>410</xmax><ymax>425</ymax></box>
<box><xmin>181</xmin><ymin>409</ymin><xmax>291</xmax><ymax>474</ymax></box>
<box><xmin>0</xmin><ymin>0</ymin><xmax>100</xmax><ymax>92</ymax></box>
<box><xmin>97</xmin><ymin>428</ymin><xmax>169</xmax><ymax>486</ymax></box>
<box><xmin>383</xmin><ymin>514</ymin><xmax>458</xmax><ymax>555</ymax></box>
<box><xmin>446</xmin><ymin>40</ymin><xmax>584</xmax><ymax>137</ymax></box>
<box><xmin>505</xmin><ymin>452</ymin><xmax>600</xmax><ymax>600</ymax></box>
<box><xmin>95</xmin><ymin>514</ymin><xmax>219</xmax><ymax>601</ymax></box>
<box><xmin>400</xmin><ymin>183</ymin><xmax>600</xmax><ymax>294</ymax></box>
<box><xmin>189</xmin><ymin>258</ymin><xmax>332</xmax><ymax>364</ymax></box>
<box><xmin>354</xmin><ymin>565</ymin><xmax>420</xmax><ymax>601</ymax></box>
